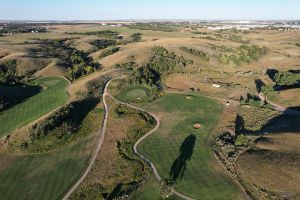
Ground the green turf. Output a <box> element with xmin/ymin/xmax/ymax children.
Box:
<box><xmin>117</xmin><ymin>85</ymin><xmax>149</xmax><ymax>102</ymax></box>
<box><xmin>138</xmin><ymin>93</ymin><xmax>242</xmax><ymax>199</ymax></box>
<box><xmin>0</xmin><ymin>76</ymin><xmax>69</xmax><ymax>137</ymax></box>
<box><xmin>129</xmin><ymin>175</ymin><xmax>182</xmax><ymax>200</ymax></box>
<box><xmin>0</xmin><ymin>138</ymin><xmax>93</xmax><ymax>200</ymax></box>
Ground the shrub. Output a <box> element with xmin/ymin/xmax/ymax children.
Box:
<box><xmin>91</xmin><ymin>39</ymin><xmax>116</xmax><ymax>50</ymax></box>
<box><xmin>132</xmin><ymin>33</ymin><xmax>142</xmax><ymax>42</ymax></box>
<box><xmin>99</xmin><ymin>46</ymin><xmax>120</xmax><ymax>58</ymax></box>
<box><xmin>274</xmin><ymin>71</ymin><xmax>300</xmax><ymax>86</ymax></box>
<box><xmin>234</xmin><ymin>134</ymin><xmax>250</xmax><ymax>147</ymax></box>
<box><xmin>180</xmin><ymin>47</ymin><xmax>210</xmax><ymax>62</ymax></box>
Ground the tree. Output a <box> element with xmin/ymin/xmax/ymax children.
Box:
<box><xmin>0</xmin><ymin>59</ymin><xmax>18</xmax><ymax>83</ymax></box>
<box><xmin>132</xmin><ymin>32</ymin><xmax>142</xmax><ymax>42</ymax></box>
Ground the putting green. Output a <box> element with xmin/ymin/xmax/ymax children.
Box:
<box><xmin>0</xmin><ymin>76</ymin><xmax>69</xmax><ymax>137</ymax></box>
<box><xmin>138</xmin><ymin>93</ymin><xmax>243</xmax><ymax>199</ymax></box>
<box><xmin>117</xmin><ymin>85</ymin><xmax>148</xmax><ymax>102</ymax></box>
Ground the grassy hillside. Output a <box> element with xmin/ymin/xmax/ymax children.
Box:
<box><xmin>0</xmin><ymin>77</ymin><xmax>68</xmax><ymax>136</ymax></box>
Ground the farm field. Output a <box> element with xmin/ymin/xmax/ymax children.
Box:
<box><xmin>0</xmin><ymin>77</ymin><xmax>69</xmax><ymax>137</ymax></box>
<box><xmin>137</xmin><ymin>93</ymin><xmax>243</xmax><ymax>199</ymax></box>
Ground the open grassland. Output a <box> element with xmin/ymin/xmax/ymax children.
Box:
<box><xmin>237</xmin><ymin>133</ymin><xmax>300</xmax><ymax>200</ymax></box>
<box><xmin>236</xmin><ymin>107</ymin><xmax>300</xmax><ymax>199</ymax></box>
<box><xmin>0</xmin><ymin>77</ymin><xmax>68</xmax><ymax>137</ymax></box>
<box><xmin>269</xmin><ymin>88</ymin><xmax>300</xmax><ymax>107</ymax></box>
<box><xmin>0</xmin><ymin>137</ymin><xmax>95</xmax><ymax>200</ymax></box>
<box><xmin>137</xmin><ymin>93</ymin><xmax>243</xmax><ymax>199</ymax></box>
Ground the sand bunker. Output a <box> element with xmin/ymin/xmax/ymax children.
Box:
<box><xmin>186</xmin><ymin>96</ymin><xmax>193</xmax><ymax>100</ymax></box>
<box><xmin>193</xmin><ymin>123</ymin><xmax>202</xmax><ymax>129</ymax></box>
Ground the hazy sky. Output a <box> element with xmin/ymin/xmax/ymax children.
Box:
<box><xmin>1</xmin><ymin>0</ymin><xmax>300</xmax><ymax>20</ymax></box>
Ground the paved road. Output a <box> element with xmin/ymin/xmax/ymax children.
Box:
<box><xmin>62</xmin><ymin>79</ymin><xmax>113</xmax><ymax>200</ymax></box>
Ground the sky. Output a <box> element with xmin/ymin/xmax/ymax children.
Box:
<box><xmin>0</xmin><ymin>0</ymin><xmax>300</xmax><ymax>21</ymax></box>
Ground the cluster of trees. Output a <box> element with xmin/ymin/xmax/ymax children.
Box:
<box><xmin>127</xmin><ymin>23</ymin><xmax>177</xmax><ymax>32</ymax></box>
<box><xmin>0</xmin><ymin>60</ymin><xmax>19</xmax><ymax>84</ymax></box>
<box><xmin>274</xmin><ymin>71</ymin><xmax>300</xmax><ymax>86</ymax></box>
<box><xmin>131</xmin><ymin>32</ymin><xmax>142</xmax><ymax>42</ymax></box>
<box><xmin>0</xmin><ymin>24</ymin><xmax>47</xmax><ymax>34</ymax></box>
<box><xmin>66</xmin><ymin>30</ymin><xmax>119</xmax><ymax>38</ymax></box>
<box><xmin>91</xmin><ymin>39</ymin><xmax>116</xmax><ymax>50</ymax></box>
<box><xmin>29</xmin><ymin>39</ymin><xmax>101</xmax><ymax>81</ymax></box>
<box><xmin>99</xmin><ymin>46</ymin><xmax>120</xmax><ymax>58</ymax></box>
<box><xmin>149</xmin><ymin>46</ymin><xmax>193</xmax><ymax>74</ymax></box>
<box><xmin>216</xmin><ymin>45</ymin><xmax>269</xmax><ymax>65</ymax></box>
<box><xmin>180</xmin><ymin>47</ymin><xmax>210</xmax><ymax>62</ymax></box>
<box><xmin>66</xmin><ymin>50</ymin><xmax>101</xmax><ymax>80</ymax></box>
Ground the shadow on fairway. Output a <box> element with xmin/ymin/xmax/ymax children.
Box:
<box><xmin>169</xmin><ymin>134</ymin><xmax>196</xmax><ymax>182</ymax></box>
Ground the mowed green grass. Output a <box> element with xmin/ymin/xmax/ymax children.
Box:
<box><xmin>138</xmin><ymin>93</ymin><xmax>242</xmax><ymax>199</ymax></box>
<box><xmin>0</xmin><ymin>138</ymin><xmax>94</xmax><ymax>200</ymax></box>
<box><xmin>0</xmin><ymin>77</ymin><xmax>68</xmax><ymax>136</ymax></box>
<box><xmin>117</xmin><ymin>85</ymin><xmax>148</xmax><ymax>102</ymax></box>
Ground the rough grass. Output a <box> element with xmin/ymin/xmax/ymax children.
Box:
<box><xmin>237</xmin><ymin>134</ymin><xmax>300</xmax><ymax>200</ymax></box>
<box><xmin>0</xmin><ymin>137</ymin><xmax>95</xmax><ymax>200</ymax></box>
<box><xmin>70</xmin><ymin>97</ymin><xmax>154</xmax><ymax>199</ymax></box>
<box><xmin>0</xmin><ymin>77</ymin><xmax>68</xmax><ymax>136</ymax></box>
<box><xmin>138</xmin><ymin>93</ymin><xmax>243</xmax><ymax>199</ymax></box>
<box><xmin>269</xmin><ymin>88</ymin><xmax>300</xmax><ymax>107</ymax></box>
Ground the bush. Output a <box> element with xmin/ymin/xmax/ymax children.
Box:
<box><xmin>274</xmin><ymin>71</ymin><xmax>300</xmax><ymax>86</ymax></box>
<box><xmin>99</xmin><ymin>47</ymin><xmax>120</xmax><ymax>58</ymax></box>
<box><xmin>234</xmin><ymin>134</ymin><xmax>250</xmax><ymax>147</ymax></box>
<box><xmin>180</xmin><ymin>47</ymin><xmax>210</xmax><ymax>62</ymax></box>
<box><xmin>132</xmin><ymin>33</ymin><xmax>142</xmax><ymax>42</ymax></box>
<box><xmin>91</xmin><ymin>39</ymin><xmax>116</xmax><ymax>50</ymax></box>
<box><xmin>216</xmin><ymin>45</ymin><xmax>269</xmax><ymax>65</ymax></box>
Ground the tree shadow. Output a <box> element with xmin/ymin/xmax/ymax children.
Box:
<box><xmin>0</xmin><ymin>83</ymin><xmax>42</xmax><ymax>111</ymax></box>
<box><xmin>169</xmin><ymin>134</ymin><xmax>196</xmax><ymax>182</ymax></box>
<box><xmin>266</xmin><ymin>68</ymin><xmax>279</xmax><ymax>82</ymax></box>
<box><xmin>254</xmin><ymin>79</ymin><xmax>266</xmax><ymax>93</ymax></box>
